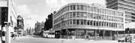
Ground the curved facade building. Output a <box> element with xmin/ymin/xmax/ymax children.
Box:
<box><xmin>53</xmin><ymin>3</ymin><xmax>125</xmax><ymax>39</ymax></box>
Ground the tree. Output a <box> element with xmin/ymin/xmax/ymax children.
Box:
<box><xmin>44</xmin><ymin>13</ymin><xmax>53</xmax><ymax>30</ymax></box>
<box><xmin>44</xmin><ymin>11</ymin><xmax>56</xmax><ymax>30</ymax></box>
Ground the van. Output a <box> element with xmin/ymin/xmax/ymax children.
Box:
<box><xmin>118</xmin><ymin>34</ymin><xmax>135</xmax><ymax>43</ymax></box>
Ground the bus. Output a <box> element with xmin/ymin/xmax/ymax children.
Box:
<box><xmin>42</xmin><ymin>31</ymin><xmax>55</xmax><ymax>38</ymax></box>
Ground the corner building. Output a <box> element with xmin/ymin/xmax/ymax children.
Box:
<box><xmin>53</xmin><ymin>3</ymin><xmax>125</xmax><ymax>39</ymax></box>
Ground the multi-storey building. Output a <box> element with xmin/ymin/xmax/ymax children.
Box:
<box><xmin>106</xmin><ymin>0</ymin><xmax>135</xmax><ymax>23</ymax></box>
<box><xmin>53</xmin><ymin>3</ymin><xmax>125</xmax><ymax>39</ymax></box>
<box><xmin>0</xmin><ymin>0</ymin><xmax>18</xmax><ymax>32</ymax></box>
<box><xmin>17</xmin><ymin>15</ymin><xmax>24</xmax><ymax>36</ymax></box>
<box><xmin>17</xmin><ymin>15</ymin><xmax>24</xmax><ymax>30</ymax></box>
<box><xmin>35</xmin><ymin>21</ymin><xmax>44</xmax><ymax>35</ymax></box>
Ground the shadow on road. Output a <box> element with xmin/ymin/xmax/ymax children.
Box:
<box><xmin>32</xmin><ymin>35</ymin><xmax>58</xmax><ymax>39</ymax></box>
<box><xmin>32</xmin><ymin>35</ymin><xmax>44</xmax><ymax>38</ymax></box>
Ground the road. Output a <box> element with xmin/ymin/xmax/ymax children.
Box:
<box><xmin>11</xmin><ymin>35</ymin><xmax>62</xmax><ymax>43</ymax></box>
<box><xmin>11</xmin><ymin>35</ymin><xmax>126</xmax><ymax>43</ymax></box>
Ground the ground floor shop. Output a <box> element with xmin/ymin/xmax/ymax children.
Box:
<box><xmin>55</xmin><ymin>28</ymin><xmax>125</xmax><ymax>40</ymax></box>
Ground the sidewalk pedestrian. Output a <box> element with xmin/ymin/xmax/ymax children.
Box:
<box><xmin>11</xmin><ymin>32</ymin><xmax>14</xmax><ymax>39</ymax></box>
<box><xmin>125</xmin><ymin>34</ymin><xmax>132</xmax><ymax>43</ymax></box>
<box><xmin>85</xmin><ymin>34</ymin><xmax>90</xmax><ymax>40</ymax></box>
<box><xmin>2</xmin><ymin>31</ymin><xmax>5</xmax><ymax>43</ymax></box>
<box><xmin>11</xmin><ymin>32</ymin><xmax>17</xmax><ymax>40</ymax></box>
<box><xmin>128</xmin><ymin>35</ymin><xmax>132</xmax><ymax>43</ymax></box>
<box><xmin>13</xmin><ymin>32</ymin><xmax>17</xmax><ymax>39</ymax></box>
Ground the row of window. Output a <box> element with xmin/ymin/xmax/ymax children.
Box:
<box><xmin>54</xmin><ymin>4</ymin><xmax>123</xmax><ymax>19</ymax></box>
<box><xmin>54</xmin><ymin>12</ymin><xmax>123</xmax><ymax>24</ymax></box>
<box><xmin>54</xmin><ymin>19</ymin><xmax>124</xmax><ymax>29</ymax></box>
<box><xmin>118</xmin><ymin>3</ymin><xmax>135</xmax><ymax>12</ymax></box>
<box><xmin>119</xmin><ymin>2</ymin><xmax>135</xmax><ymax>10</ymax></box>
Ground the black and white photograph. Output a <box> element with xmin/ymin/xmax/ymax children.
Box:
<box><xmin>0</xmin><ymin>0</ymin><xmax>135</xmax><ymax>43</ymax></box>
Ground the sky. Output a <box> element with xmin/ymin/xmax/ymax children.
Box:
<box><xmin>12</xmin><ymin>0</ymin><xmax>105</xmax><ymax>28</ymax></box>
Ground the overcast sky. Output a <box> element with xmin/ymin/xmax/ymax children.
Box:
<box><xmin>12</xmin><ymin>0</ymin><xmax>105</xmax><ymax>28</ymax></box>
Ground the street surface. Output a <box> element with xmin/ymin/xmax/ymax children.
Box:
<box><xmin>11</xmin><ymin>35</ymin><xmax>128</xmax><ymax>43</ymax></box>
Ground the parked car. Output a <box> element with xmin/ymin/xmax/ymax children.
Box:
<box><xmin>118</xmin><ymin>37</ymin><xmax>126</xmax><ymax>42</ymax></box>
<box><xmin>118</xmin><ymin>34</ymin><xmax>132</xmax><ymax>42</ymax></box>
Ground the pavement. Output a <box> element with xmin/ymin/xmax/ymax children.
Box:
<box><xmin>59</xmin><ymin>39</ymin><xmax>118</xmax><ymax>43</ymax></box>
<box><xmin>11</xmin><ymin>35</ymin><xmax>122</xmax><ymax>43</ymax></box>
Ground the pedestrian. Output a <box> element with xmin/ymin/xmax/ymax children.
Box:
<box><xmin>14</xmin><ymin>32</ymin><xmax>17</xmax><ymax>39</ymax></box>
<box><xmin>85</xmin><ymin>34</ymin><xmax>90</xmax><ymax>40</ymax></box>
<box><xmin>128</xmin><ymin>35</ymin><xmax>132</xmax><ymax>43</ymax></box>
<box><xmin>11</xmin><ymin>32</ymin><xmax>14</xmax><ymax>39</ymax></box>
<box><xmin>2</xmin><ymin>31</ymin><xmax>5</xmax><ymax>43</ymax></box>
<box><xmin>126</xmin><ymin>34</ymin><xmax>132</xmax><ymax>43</ymax></box>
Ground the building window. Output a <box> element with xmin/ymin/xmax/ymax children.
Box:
<box><xmin>77</xmin><ymin>19</ymin><xmax>79</xmax><ymax>25</ymax></box>
<box><xmin>90</xmin><ymin>20</ymin><xmax>92</xmax><ymax>26</ymax></box>
<box><xmin>110</xmin><ymin>23</ymin><xmax>113</xmax><ymax>27</ymax></box>
<box><xmin>112</xmin><ymin>23</ymin><xmax>115</xmax><ymax>27</ymax></box>
<box><xmin>67</xmin><ymin>20</ymin><xmax>69</xmax><ymax>25</ymax></box>
<box><xmin>70</xmin><ymin>12</ymin><xmax>72</xmax><ymax>18</ymax></box>
<box><xmin>97</xmin><ymin>21</ymin><xmax>99</xmax><ymax>26</ymax></box>
<box><xmin>93</xmin><ymin>7</ymin><xmax>96</xmax><ymax>12</ymax></box>
<box><xmin>93</xmin><ymin>21</ymin><xmax>96</xmax><ymax>26</ymax></box>
<box><xmin>81</xmin><ymin>5</ymin><xmax>84</xmax><ymax>10</ymax></box>
<box><xmin>73</xmin><ymin>19</ymin><xmax>76</xmax><ymax>25</ymax></box>
<box><xmin>73</xmin><ymin>12</ymin><xmax>76</xmax><ymax>17</ymax></box>
<box><xmin>87</xmin><ymin>20</ymin><xmax>90</xmax><ymax>25</ymax></box>
<box><xmin>84</xmin><ymin>20</ymin><xmax>86</xmax><ymax>25</ymax></box>
<box><xmin>104</xmin><ymin>22</ymin><xmax>107</xmax><ymax>27</ymax></box>
<box><xmin>68</xmin><ymin>6</ymin><xmax>70</xmax><ymax>11</ymax></box>
<box><xmin>81</xmin><ymin>19</ymin><xmax>83</xmax><ymax>25</ymax></box>
<box><xmin>76</xmin><ymin>12</ymin><xmax>80</xmax><ymax>17</ymax></box>
<box><xmin>102</xmin><ymin>22</ymin><xmax>104</xmax><ymax>26</ymax></box>
<box><xmin>70</xmin><ymin>19</ymin><xmax>73</xmax><ymax>25</ymax></box>
<box><xmin>70</xmin><ymin>5</ymin><xmax>76</xmax><ymax>10</ymax></box>
<box><xmin>77</xmin><ymin>5</ymin><xmax>80</xmax><ymax>10</ymax></box>
<box><xmin>107</xmin><ymin>22</ymin><xmax>109</xmax><ymax>27</ymax></box>
<box><xmin>73</xmin><ymin>5</ymin><xmax>76</xmax><ymax>10</ymax></box>
<box><xmin>91</xmin><ymin>7</ymin><xmax>94</xmax><ymax>12</ymax></box>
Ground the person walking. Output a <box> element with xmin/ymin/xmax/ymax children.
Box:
<box><xmin>128</xmin><ymin>35</ymin><xmax>132</xmax><ymax>43</ymax></box>
<box><xmin>126</xmin><ymin>34</ymin><xmax>132</xmax><ymax>43</ymax></box>
<box><xmin>2</xmin><ymin>31</ymin><xmax>5</xmax><ymax>43</ymax></box>
<box><xmin>85</xmin><ymin>34</ymin><xmax>90</xmax><ymax>40</ymax></box>
<box><xmin>11</xmin><ymin>32</ymin><xmax>14</xmax><ymax>40</ymax></box>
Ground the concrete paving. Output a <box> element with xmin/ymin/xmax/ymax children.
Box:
<box><xmin>11</xmin><ymin>35</ymin><xmax>127</xmax><ymax>43</ymax></box>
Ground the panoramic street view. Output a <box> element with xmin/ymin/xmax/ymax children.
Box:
<box><xmin>0</xmin><ymin>0</ymin><xmax>135</xmax><ymax>43</ymax></box>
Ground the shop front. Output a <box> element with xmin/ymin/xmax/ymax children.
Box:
<box><xmin>55</xmin><ymin>28</ymin><xmax>118</xmax><ymax>40</ymax></box>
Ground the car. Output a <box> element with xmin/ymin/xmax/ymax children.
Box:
<box><xmin>43</xmin><ymin>34</ymin><xmax>48</xmax><ymax>38</ymax></box>
<box><xmin>47</xmin><ymin>34</ymin><xmax>55</xmax><ymax>38</ymax></box>
<box><xmin>118</xmin><ymin>37</ymin><xmax>126</xmax><ymax>42</ymax></box>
